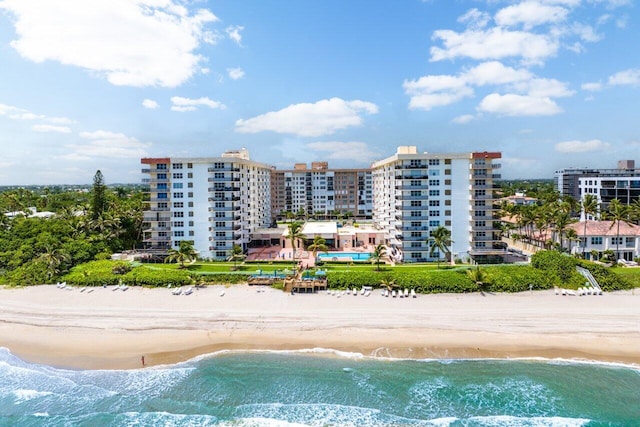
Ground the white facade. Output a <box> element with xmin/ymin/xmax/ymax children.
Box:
<box><xmin>568</xmin><ymin>220</ymin><xmax>640</xmax><ymax>262</ymax></box>
<box><xmin>371</xmin><ymin>146</ymin><xmax>502</xmax><ymax>263</ymax></box>
<box><xmin>141</xmin><ymin>151</ymin><xmax>273</xmax><ymax>260</ymax></box>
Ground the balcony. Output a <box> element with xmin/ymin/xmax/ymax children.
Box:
<box><xmin>208</xmin><ymin>186</ymin><xmax>240</xmax><ymax>192</ymax></box>
<box><xmin>143</xmin><ymin>215</ymin><xmax>171</xmax><ymax>222</ymax></box>
<box><xmin>208</xmin><ymin>167</ymin><xmax>240</xmax><ymax>172</ymax></box>
<box><xmin>209</xmin><ymin>196</ymin><xmax>240</xmax><ymax>202</ymax></box>
<box><xmin>396</xmin><ymin>184</ymin><xmax>429</xmax><ymax>190</ymax></box>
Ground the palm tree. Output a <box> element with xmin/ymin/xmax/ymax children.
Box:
<box><xmin>165</xmin><ymin>240</ymin><xmax>197</xmax><ymax>268</ymax></box>
<box><xmin>287</xmin><ymin>221</ymin><xmax>305</xmax><ymax>259</ymax></box>
<box><xmin>565</xmin><ymin>228</ymin><xmax>580</xmax><ymax>255</ymax></box>
<box><xmin>467</xmin><ymin>266</ymin><xmax>490</xmax><ymax>293</ymax></box>
<box><xmin>380</xmin><ymin>277</ymin><xmax>396</xmax><ymax>292</ymax></box>
<box><xmin>228</xmin><ymin>244</ymin><xmax>246</xmax><ymax>270</ymax></box>
<box><xmin>37</xmin><ymin>246</ymin><xmax>69</xmax><ymax>282</ymax></box>
<box><xmin>307</xmin><ymin>235</ymin><xmax>329</xmax><ymax>261</ymax></box>
<box><xmin>370</xmin><ymin>244</ymin><xmax>387</xmax><ymax>271</ymax></box>
<box><xmin>580</xmin><ymin>194</ymin><xmax>599</xmax><ymax>256</ymax></box>
<box><xmin>605</xmin><ymin>199</ymin><xmax>631</xmax><ymax>261</ymax></box>
<box><xmin>428</xmin><ymin>226</ymin><xmax>453</xmax><ymax>268</ymax></box>
<box><xmin>552</xmin><ymin>210</ymin><xmax>573</xmax><ymax>252</ymax></box>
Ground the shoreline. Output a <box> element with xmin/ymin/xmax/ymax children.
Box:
<box><xmin>1</xmin><ymin>285</ymin><xmax>639</xmax><ymax>370</ymax></box>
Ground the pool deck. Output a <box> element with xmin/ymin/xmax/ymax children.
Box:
<box><xmin>247</xmin><ymin>244</ymin><xmax>375</xmax><ymax>267</ymax></box>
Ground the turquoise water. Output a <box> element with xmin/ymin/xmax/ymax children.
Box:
<box><xmin>318</xmin><ymin>251</ymin><xmax>371</xmax><ymax>261</ymax></box>
<box><xmin>1</xmin><ymin>347</ymin><xmax>639</xmax><ymax>426</ymax></box>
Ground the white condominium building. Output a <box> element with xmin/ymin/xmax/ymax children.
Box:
<box><xmin>371</xmin><ymin>146</ymin><xmax>502</xmax><ymax>264</ymax></box>
<box><xmin>141</xmin><ymin>149</ymin><xmax>273</xmax><ymax>260</ymax></box>
<box><xmin>555</xmin><ymin>160</ymin><xmax>640</xmax><ymax>213</ymax></box>
<box><xmin>271</xmin><ymin>162</ymin><xmax>373</xmax><ymax>220</ymax></box>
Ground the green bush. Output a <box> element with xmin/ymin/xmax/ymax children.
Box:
<box><xmin>326</xmin><ymin>269</ymin><xmax>476</xmax><ymax>293</ymax></box>
<box><xmin>483</xmin><ymin>265</ymin><xmax>553</xmax><ymax>292</ymax></box>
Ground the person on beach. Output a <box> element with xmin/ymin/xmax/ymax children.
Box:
<box><xmin>141</xmin><ymin>356</ymin><xmax>145</xmax><ymax>367</ymax></box>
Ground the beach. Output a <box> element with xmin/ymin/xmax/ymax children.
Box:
<box><xmin>0</xmin><ymin>284</ymin><xmax>639</xmax><ymax>370</ymax></box>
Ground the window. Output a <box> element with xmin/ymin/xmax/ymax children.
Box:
<box><xmin>429</xmin><ymin>189</ymin><xmax>440</xmax><ymax>197</ymax></box>
<box><xmin>411</xmin><ymin>231</ymin><xmax>422</xmax><ymax>237</ymax></box>
<box><xmin>411</xmin><ymin>252</ymin><xmax>422</xmax><ymax>259</ymax></box>
<box><xmin>157</xmin><ymin>163</ymin><xmax>167</xmax><ymax>170</ymax></box>
<box><xmin>429</xmin><ymin>220</ymin><xmax>440</xmax><ymax>227</ymax></box>
<box><xmin>410</xmin><ymin>190</ymin><xmax>421</xmax><ymax>197</ymax></box>
<box><xmin>411</xmin><ymin>221</ymin><xmax>421</xmax><ymax>227</ymax></box>
<box><xmin>591</xmin><ymin>237</ymin><xmax>603</xmax><ymax>245</ymax></box>
<box><xmin>173</xmin><ymin>163</ymin><xmax>183</xmax><ymax>169</ymax></box>
<box><xmin>187</xmin><ymin>163</ymin><xmax>193</xmax><ymax>168</ymax></box>
<box><xmin>157</xmin><ymin>173</ymin><xmax>167</xmax><ymax>179</ymax></box>
<box><xmin>188</xmin><ymin>202</ymin><xmax>194</xmax><ymax>207</ymax></box>
<box><xmin>474</xmin><ymin>200</ymin><xmax>485</xmax><ymax>206</ymax></box>
<box><xmin>188</xmin><ymin>192</ymin><xmax>193</xmax><ymax>198</ymax></box>
<box><xmin>173</xmin><ymin>202</ymin><xmax>184</xmax><ymax>208</ymax></box>
<box><xmin>475</xmin><ymin>221</ymin><xmax>486</xmax><ymax>227</ymax></box>
<box><xmin>157</xmin><ymin>183</ymin><xmax>167</xmax><ymax>190</ymax></box>
<box><xmin>429</xmin><ymin>211</ymin><xmax>440</xmax><ymax>217</ymax></box>
<box><xmin>188</xmin><ymin>172</ymin><xmax>193</xmax><ymax>178</ymax></box>
<box><xmin>173</xmin><ymin>183</ymin><xmax>183</xmax><ymax>189</ymax></box>
<box><xmin>410</xmin><ymin>211</ymin><xmax>422</xmax><ymax>217</ymax></box>
<box><xmin>173</xmin><ymin>173</ymin><xmax>183</xmax><ymax>179</ymax></box>
<box><xmin>410</xmin><ymin>180</ymin><xmax>422</xmax><ymax>187</ymax></box>
<box><xmin>173</xmin><ymin>221</ymin><xmax>184</xmax><ymax>227</ymax></box>
<box><xmin>189</xmin><ymin>221</ymin><xmax>194</xmax><ymax>227</ymax></box>
<box><xmin>428</xmin><ymin>180</ymin><xmax>440</xmax><ymax>186</ymax></box>
<box><xmin>174</xmin><ymin>192</ymin><xmax>183</xmax><ymax>198</ymax></box>
<box><xmin>474</xmin><ymin>210</ymin><xmax>486</xmax><ymax>217</ymax></box>
<box><xmin>410</xmin><ymin>200</ymin><xmax>422</xmax><ymax>207</ymax></box>
<box><xmin>189</xmin><ymin>211</ymin><xmax>194</xmax><ymax>217</ymax></box>
<box><xmin>475</xmin><ymin>190</ymin><xmax>486</xmax><ymax>197</ymax></box>
<box><xmin>158</xmin><ymin>193</ymin><xmax>168</xmax><ymax>199</ymax></box>
<box><xmin>173</xmin><ymin>211</ymin><xmax>184</xmax><ymax>218</ymax></box>
<box><xmin>174</xmin><ymin>231</ymin><xmax>184</xmax><ymax>237</ymax></box>
<box><xmin>215</xmin><ymin>221</ymin><xmax>225</xmax><ymax>227</ymax></box>
<box><xmin>189</xmin><ymin>230</ymin><xmax>194</xmax><ymax>236</ymax></box>
<box><xmin>429</xmin><ymin>169</ymin><xmax>440</xmax><ymax>176</ymax></box>
<box><xmin>611</xmin><ymin>237</ymin><xmax>623</xmax><ymax>245</ymax></box>
<box><xmin>188</xmin><ymin>182</ymin><xmax>193</xmax><ymax>188</ymax></box>
<box><xmin>428</xmin><ymin>159</ymin><xmax>439</xmax><ymax>166</ymax></box>
<box><xmin>475</xmin><ymin>242</ymin><xmax>486</xmax><ymax>248</ymax></box>
<box><xmin>411</xmin><ymin>241</ymin><xmax>422</xmax><ymax>247</ymax></box>
<box><xmin>474</xmin><ymin>179</ymin><xmax>486</xmax><ymax>186</ymax></box>
<box><xmin>158</xmin><ymin>202</ymin><xmax>168</xmax><ymax>209</ymax></box>
<box><xmin>429</xmin><ymin>200</ymin><xmax>440</xmax><ymax>207</ymax></box>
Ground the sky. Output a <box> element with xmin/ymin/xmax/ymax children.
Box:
<box><xmin>0</xmin><ymin>0</ymin><xmax>638</xmax><ymax>185</ymax></box>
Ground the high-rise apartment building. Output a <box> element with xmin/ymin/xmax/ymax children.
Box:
<box><xmin>371</xmin><ymin>146</ymin><xmax>502</xmax><ymax>263</ymax></box>
<box><xmin>271</xmin><ymin>162</ymin><xmax>372</xmax><ymax>220</ymax></box>
<box><xmin>141</xmin><ymin>149</ymin><xmax>273</xmax><ymax>260</ymax></box>
<box><xmin>555</xmin><ymin>160</ymin><xmax>640</xmax><ymax>211</ymax></box>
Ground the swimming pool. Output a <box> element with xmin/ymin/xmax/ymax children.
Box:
<box><xmin>317</xmin><ymin>251</ymin><xmax>371</xmax><ymax>261</ymax></box>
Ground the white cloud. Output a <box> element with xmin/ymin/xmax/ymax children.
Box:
<box><xmin>226</xmin><ymin>25</ymin><xmax>244</xmax><ymax>45</ymax></box>
<box><xmin>451</xmin><ymin>114</ymin><xmax>476</xmax><ymax>124</ymax></box>
<box><xmin>306</xmin><ymin>141</ymin><xmax>380</xmax><ymax>163</ymax></box>
<box><xmin>404</xmin><ymin>61</ymin><xmax>570</xmax><ymax>112</ymax></box>
<box><xmin>608</xmin><ymin>68</ymin><xmax>640</xmax><ymax>86</ymax></box>
<box><xmin>458</xmin><ymin>8</ymin><xmax>491</xmax><ymax>29</ymax></box>
<box><xmin>581</xmin><ymin>82</ymin><xmax>603</xmax><ymax>91</ymax></box>
<box><xmin>227</xmin><ymin>67</ymin><xmax>245</xmax><ymax>80</ymax></box>
<box><xmin>32</xmin><ymin>124</ymin><xmax>71</xmax><ymax>133</ymax></box>
<box><xmin>142</xmin><ymin>99</ymin><xmax>159</xmax><ymax>109</ymax></box>
<box><xmin>554</xmin><ymin>139</ymin><xmax>611</xmax><ymax>153</ymax></box>
<box><xmin>0</xmin><ymin>0</ymin><xmax>221</xmax><ymax>87</ymax></box>
<box><xmin>170</xmin><ymin>96</ymin><xmax>226</xmax><ymax>112</ymax></box>
<box><xmin>235</xmin><ymin>98</ymin><xmax>379</xmax><ymax>137</ymax></box>
<box><xmin>62</xmin><ymin>130</ymin><xmax>151</xmax><ymax>160</ymax></box>
<box><xmin>430</xmin><ymin>27</ymin><xmax>559</xmax><ymax>64</ymax></box>
<box><xmin>495</xmin><ymin>1</ymin><xmax>570</xmax><ymax>30</ymax></box>
<box><xmin>47</xmin><ymin>116</ymin><xmax>75</xmax><ymax>124</ymax></box>
<box><xmin>478</xmin><ymin>93</ymin><xmax>563</xmax><ymax>116</ymax></box>
<box><xmin>0</xmin><ymin>104</ymin><xmax>23</xmax><ymax>115</ymax></box>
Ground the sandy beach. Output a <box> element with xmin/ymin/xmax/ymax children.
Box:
<box><xmin>1</xmin><ymin>284</ymin><xmax>639</xmax><ymax>370</ymax></box>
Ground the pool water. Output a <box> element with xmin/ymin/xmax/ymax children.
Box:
<box><xmin>317</xmin><ymin>251</ymin><xmax>371</xmax><ymax>261</ymax></box>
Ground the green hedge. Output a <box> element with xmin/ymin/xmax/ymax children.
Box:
<box><xmin>326</xmin><ymin>269</ymin><xmax>476</xmax><ymax>293</ymax></box>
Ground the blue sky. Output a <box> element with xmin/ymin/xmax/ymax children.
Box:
<box><xmin>0</xmin><ymin>0</ymin><xmax>638</xmax><ymax>185</ymax></box>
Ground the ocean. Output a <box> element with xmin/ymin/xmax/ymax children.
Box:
<box><xmin>1</xmin><ymin>347</ymin><xmax>639</xmax><ymax>426</ymax></box>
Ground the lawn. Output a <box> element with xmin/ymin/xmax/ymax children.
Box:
<box><xmin>611</xmin><ymin>267</ymin><xmax>640</xmax><ymax>287</ymax></box>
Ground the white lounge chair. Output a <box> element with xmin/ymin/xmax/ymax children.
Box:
<box><xmin>219</xmin><ymin>290</ymin><xmax>225</xmax><ymax>297</ymax></box>
<box><xmin>364</xmin><ymin>290</ymin><xmax>371</xmax><ymax>297</ymax></box>
<box><xmin>404</xmin><ymin>289</ymin><xmax>409</xmax><ymax>298</ymax></box>
<box><xmin>120</xmin><ymin>285</ymin><xmax>129</xmax><ymax>291</ymax></box>
<box><xmin>561</xmin><ymin>289</ymin><xmax>567</xmax><ymax>296</ymax></box>
<box><xmin>411</xmin><ymin>289</ymin><xmax>416</xmax><ymax>298</ymax></box>
<box><xmin>183</xmin><ymin>287</ymin><xmax>193</xmax><ymax>295</ymax></box>
<box><xmin>353</xmin><ymin>288</ymin><xmax>358</xmax><ymax>296</ymax></box>
<box><xmin>554</xmin><ymin>287</ymin><xmax>559</xmax><ymax>295</ymax></box>
<box><xmin>392</xmin><ymin>290</ymin><xmax>397</xmax><ymax>298</ymax></box>
<box><xmin>360</xmin><ymin>288</ymin><xmax>365</xmax><ymax>295</ymax></box>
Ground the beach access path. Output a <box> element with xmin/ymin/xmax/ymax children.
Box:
<box><xmin>0</xmin><ymin>285</ymin><xmax>639</xmax><ymax>369</ymax></box>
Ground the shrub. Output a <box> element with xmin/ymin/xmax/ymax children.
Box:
<box><xmin>576</xmin><ymin>259</ymin><xmax>634</xmax><ymax>291</ymax></box>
